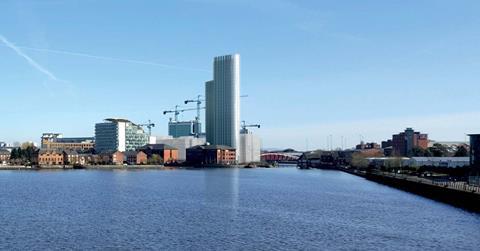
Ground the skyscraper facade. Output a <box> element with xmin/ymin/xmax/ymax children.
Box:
<box><xmin>205</xmin><ymin>54</ymin><xmax>241</xmax><ymax>158</ymax></box>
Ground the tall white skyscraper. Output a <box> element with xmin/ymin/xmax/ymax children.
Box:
<box><xmin>205</xmin><ymin>54</ymin><xmax>241</xmax><ymax>158</ymax></box>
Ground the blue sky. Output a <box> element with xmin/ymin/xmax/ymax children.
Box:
<box><xmin>1</xmin><ymin>0</ymin><xmax>479</xmax><ymax>150</ymax></box>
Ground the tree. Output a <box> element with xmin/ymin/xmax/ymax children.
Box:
<box><xmin>454</xmin><ymin>145</ymin><xmax>469</xmax><ymax>157</ymax></box>
<box><xmin>350</xmin><ymin>153</ymin><xmax>369</xmax><ymax>169</ymax></box>
<box><xmin>428</xmin><ymin>143</ymin><xmax>448</xmax><ymax>157</ymax></box>
<box><xmin>148</xmin><ymin>154</ymin><xmax>163</xmax><ymax>165</ymax></box>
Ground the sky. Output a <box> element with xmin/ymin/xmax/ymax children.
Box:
<box><xmin>1</xmin><ymin>0</ymin><xmax>479</xmax><ymax>150</ymax></box>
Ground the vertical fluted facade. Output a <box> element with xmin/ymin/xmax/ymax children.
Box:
<box><xmin>205</xmin><ymin>54</ymin><xmax>240</xmax><ymax>159</ymax></box>
<box><xmin>205</xmin><ymin>80</ymin><xmax>215</xmax><ymax>145</ymax></box>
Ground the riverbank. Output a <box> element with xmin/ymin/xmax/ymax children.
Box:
<box><xmin>338</xmin><ymin>167</ymin><xmax>480</xmax><ymax>213</ymax></box>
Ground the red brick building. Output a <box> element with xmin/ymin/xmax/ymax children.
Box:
<box><xmin>137</xmin><ymin>144</ymin><xmax>179</xmax><ymax>164</ymax></box>
<box><xmin>38</xmin><ymin>150</ymin><xmax>64</xmax><ymax>166</ymax></box>
<box><xmin>186</xmin><ymin>145</ymin><xmax>236</xmax><ymax>166</ymax></box>
<box><xmin>391</xmin><ymin>128</ymin><xmax>428</xmax><ymax>157</ymax></box>
<box><xmin>99</xmin><ymin>151</ymin><xmax>124</xmax><ymax>165</ymax></box>
<box><xmin>124</xmin><ymin>151</ymin><xmax>148</xmax><ymax>165</ymax></box>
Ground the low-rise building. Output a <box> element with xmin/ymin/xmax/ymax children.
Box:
<box><xmin>63</xmin><ymin>150</ymin><xmax>80</xmax><ymax>165</ymax></box>
<box><xmin>155</xmin><ymin>136</ymin><xmax>205</xmax><ymax>161</ymax></box>
<box><xmin>124</xmin><ymin>151</ymin><xmax>148</xmax><ymax>165</ymax></box>
<box><xmin>98</xmin><ymin>151</ymin><xmax>124</xmax><ymax>165</ymax></box>
<box><xmin>0</xmin><ymin>149</ymin><xmax>11</xmax><ymax>164</ymax></box>
<box><xmin>410</xmin><ymin>157</ymin><xmax>470</xmax><ymax>168</ymax></box>
<box><xmin>41</xmin><ymin>133</ymin><xmax>94</xmax><ymax>151</ymax></box>
<box><xmin>38</xmin><ymin>149</ymin><xmax>64</xmax><ymax>166</ymax></box>
<box><xmin>186</xmin><ymin>145</ymin><xmax>236</xmax><ymax>166</ymax></box>
<box><xmin>137</xmin><ymin>144</ymin><xmax>179</xmax><ymax>163</ymax></box>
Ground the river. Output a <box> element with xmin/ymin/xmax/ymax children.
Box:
<box><xmin>1</xmin><ymin>166</ymin><xmax>479</xmax><ymax>250</ymax></box>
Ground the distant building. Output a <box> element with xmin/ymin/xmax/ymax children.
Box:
<box><xmin>205</xmin><ymin>54</ymin><xmax>241</xmax><ymax>159</ymax></box>
<box><xmin>381</xmin><ymin>140</ymin><xmax>393</xmax><ymax>149</ymax></box>
<box><xmin>391</xmin><ymin>128</ymin><xmax>428</xmax><ymax>157</ymax></box>
<box><xmin>0</xmin><ymin>149</ymin><xmax>11</xmax><ymax>164</ymax></box>
<box><xmin>41</xmin><ymin>133</ymin><xmax>94</xmax><ymax>151</ymax></box>
<box><xmin>168</xmin><ymin>120</ymin><xmax>201</xmax><ymax>138</ymax></box>
<box><xmin>62</xmin><ymin>150</ymin><xmax>80</xmax><ymax>165</ymax></box>
<box><xmin>124</xmin><ymin>151</ymin><xmax>148</xmax><ymax>165</ymax></box>
<box><xmin>186</xmin><ymin>145</ymin><xmax>236</xmax><ymax>166</ymax></box>
<box><xmin>356</xmin><ymin>141</ymin><xmax>380</xmax><ymax>150</ymax></box>
<box><xmin>469</xmin><ymin>134</ymin><xmax>480</xmax><ymax>168</ymax></box>
<box><xmin>95</xmin><ymin>118</ymin><xmax>148</xmax><ymax>153</ymax></box>
<box><xmin>38</xmin><ymin>149</ymin><xmax>64</xmax><ymax>166</ymax></box>
<box><xmin>238</xmin><ymin>131</ymin><xmax>261</xmax><ymax>164</ymax></box>
<box><xmin>410</xmin><ymin>157</ymin><xmax>470</xmax><ymax>168</ymax></box>
<box><xmin>98</xmin><ymin>151</ymin><xmax>124</xmax><ymax>165</ymax></box>
<box><xmin>137</xmin><ymin>144</ymin><xmax>179</xmax><ymax>164</ymax></box>
<box><xmin>154</xmin><ymin>136</ymin><xmax>205</xmax><ymax>161</ymax></box>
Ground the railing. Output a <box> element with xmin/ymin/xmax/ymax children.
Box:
<box><xmin>371</xmin><ymin>171</ymin><xmax>480</xmax><ymax>193</ymax></box>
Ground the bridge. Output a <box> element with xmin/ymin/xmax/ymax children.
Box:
<box><xmin>261</xmin><ymin>152</ymin><xmax>302</xmax><ymax>163</ymax></box>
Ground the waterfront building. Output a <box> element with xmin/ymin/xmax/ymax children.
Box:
<box><xmin>154</xmin><ymin>136</ymin><xmax>205</xmax><ymax>161</ymax></box>
<box><xmin>168</xmin><ymin>120</ymin><xmax>201</xmax><ymax>138</ymax></box>
<box><xmin>391</xmin><ymin>128</ymin><xmax>428</xmax><ymax>157</ymax></box>
<box><xmin>95</xmin><ymin>118</ymin><xmax>148</xmax><ymax>153</ymax></box>
<box><xmin>98</xmin><ymin>151</ymin><xmax>124</xmax><ymax>165</ymax></box>
<box><xmin>238</xmin><ymin>131</ymin><xmax>261</xmax><ymax>164</ymax></box>
<box><xmin>137</xmin><ymin>144</ymin><xmax>179</xmax><ymax>164</ymax></box>
<box><xmin>0</xmin><ymin>149</ymin><xmax>11</xmax><ymax>164</ymax></box>
<box><xmin>38</xmin><ymin>149</ymin><xmax>64</xmax><ymax>166</ymax></box>
<box><xmin>62</xmin><ymin>150</ymin><xmax>80</xmax><ymax>165</ymax></box>
<box><xmin>41</xmin><ymin>133</ymin><xmax>94</xmax><ymax>151</ymax></box>
<box><xmin>205</xmin><ymin>54</ymin><xmax>240</xmax><ymax>159</ymax></box>
<box><xmin>186</xmin><ymin>145</ymin><xmax>236</xmax><ymax>166</ymax></box>
<box><xmin>124</xmin><ymin>151</ymin><xmax>148</xmax><ymax>165</ymax></box>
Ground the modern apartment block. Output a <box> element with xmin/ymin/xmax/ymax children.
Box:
<box><xmin>238</xmin><ymin>130</ymin><xmax>261</xmax><ymax>164</ymax></box>
<box><xmin>205</xmin><ymin>54</ymin><xmax>240</xmax><ymax>159</ymax></box>
<box><xmin>41</xmin><ymin>133</ymin><xmax>94</xmax><ymax>151</ymax></box>
<box><xmin>391</xmin><ymin>128</ymin><xmax>428</xmax><ymax>157</ymax></box>
<box><xmin>95</xmin><ymin>118</ymin><xmax>148</xmax><ymax>153</ymax></box>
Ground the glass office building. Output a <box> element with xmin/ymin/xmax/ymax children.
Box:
<box><xmin>95</xmin><ymin>118</ymin><xmax>148</xmax><ymax>153</ymax></box>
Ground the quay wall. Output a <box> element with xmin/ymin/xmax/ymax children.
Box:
<box><xmin>364</xmin><ymin>172</ymin><xmax>480</xmax><ymax>213</ymax></box>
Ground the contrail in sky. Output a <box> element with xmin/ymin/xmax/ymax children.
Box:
<box><xmin>0</xmin><ymin>34</ymin><xmax>60</xmax><ymax>81</ymax></box>
<box><xmin>5</xmin><ymin>44</ymin><xmax>210</xmax><ymax>72</ymax></box>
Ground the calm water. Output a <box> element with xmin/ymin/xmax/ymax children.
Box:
<box><xmin>1</xmin><ymin>167</ymin><xmax>479</xmax><ymax>250</ymax></box>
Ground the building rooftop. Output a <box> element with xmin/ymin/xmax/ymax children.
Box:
<box><xmin>104</xmin><ymin>118</ymin><xmax>132</xmax><ymax>123</ymax></box>
<box><xmin>139</xmin><ymin>144</ymin><xmax>178</xmax><ymax>150</ymax></box>
<box><xmin>189</xmin><ymin>145</ymin><xmax>235</xmax><ymax>150</ymax></box>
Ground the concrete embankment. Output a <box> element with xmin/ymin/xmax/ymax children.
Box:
<box><xmin>340</xmin><ymin>168</ymin><xmax>480</xmax><ymax>213</ymax></box>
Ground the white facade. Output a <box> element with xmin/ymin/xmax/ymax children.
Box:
<box><xmin>239</xmin><ymin>132</ymin><xmax>261</xmax><ymax>164</ymax></box>
<box><xmin>206</xmin><ymin>54</ymin><xmax>240</xmax><ymax>159</ymax></box>
<box><xmin>156</xmin><ymin>136</ymin><xmax>206</xmax><ymax>161</ymax></box>
<box><xmin>118</xmin><ymin>121</ymin><xmax>126</xmax><ymax>152</ymax></box>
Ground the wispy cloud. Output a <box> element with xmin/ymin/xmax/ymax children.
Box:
<box><xmin>11</xmin><ymin>44</ymin><xmax>210</xmax><ymax>72</ymax></box>
<box><xmin>0</xmin><ymin>34</ymin><xmax>60</xmax><ymax>81</ymax></box>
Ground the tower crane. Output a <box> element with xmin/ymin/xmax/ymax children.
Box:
<box><xmin>241</xmin><ymin>120</ymin><xmax>261</xmax><ymax>134</ymax></box>
<box><xmin>184</xmin><ymin>95</ymin><xmax>204</xmax><ymax>122</ymax></box>
<box><xmin>138</xmin><ymin>120</ymin><xmax>155</xmax><ymax>137</ymax></box>
<box><xmin>163</xmin><ymin>105</ymin><xmax>204</xmax><ymax>122</ymax></box>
